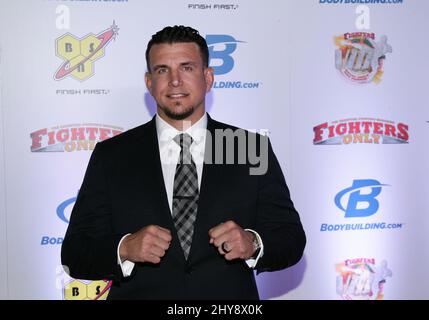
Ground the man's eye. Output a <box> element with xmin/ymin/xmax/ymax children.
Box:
<box><xmin>183</xmin><ymin>66</ymin><xmax>193</xmax><ymax>71</ymax></box>
<box><xmin>157</xmin><ymin>68</ymin><xmax>167</xmax><ymax>74</ymax></box>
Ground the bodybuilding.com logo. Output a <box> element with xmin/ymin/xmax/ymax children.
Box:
<box><xmin>56</xmin><ymin>194</ymin><xmax>77</xmax><ymax>224</ymax></box>
<box><xmin>41</xmin><ymin>193</ymin><xmax>77</xmax><ymax>246</ymax></box>
<box><xmin>335</xmin><ymin>179</ymin><xmax>388</xmax><ymax>218</ymax></box>
<box><xmin>206</xmin><ymin>34</ymin><xmax>261</xmax><ymax>89</ymax></box>
<box><xmin>320</xmin><ymin>179</ymin><xmax>405</xmax><ymax>232</ymax></box>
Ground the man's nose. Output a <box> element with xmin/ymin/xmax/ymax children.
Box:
<box><xmin>168</xmin><ymin>70</ymin><xmax>182</xmax><ymax>87</ymax></box>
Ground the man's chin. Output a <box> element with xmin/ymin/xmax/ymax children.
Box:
<box><xmin>163</xmin><ymin>107</ymin><xmax>194</xmax><ymax>121</ymax></box>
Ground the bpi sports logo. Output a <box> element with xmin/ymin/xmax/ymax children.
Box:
<box><xmin>30</xmin><ymin>124</ymin><xmax>123</xmax><ymax>152</ymax></box>
<box><xmin>335</xmin><ymin>179</ymin><xmax>388</xmax><ymax>218</ymax></box>
<box><xmin>313</xmin><ymin>118</ymin><xmax>409</xmax><ymax>145</ymax></box>
<box><xmin>335</xmin><ymin>32</ymin><xmax>392</xmax><ymax>84</ymax></box>
<box><xmin>206</xmin><ymin>34</ymin><xmax>260</xmax><ymax>89</ymax></box>
<box><xmin>336</xmin><ymin>258</ymin><xmax>392</xmax><ymax>300</ymax></box>
<box><xmin>54</xmin><ymin>22</ymin><xmax>119</xmax><ymax>81</ymax></box>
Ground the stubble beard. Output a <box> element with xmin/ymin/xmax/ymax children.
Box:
<box><xmin>160</xmin><ymin>101</ymin><xmax>195</xmax><ymax>121</ymax></box>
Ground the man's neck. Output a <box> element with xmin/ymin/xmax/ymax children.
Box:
<box><xmin>157</xmin><ymin>109</ymin><xmax>205</xmax><ymax>131</ymax></box>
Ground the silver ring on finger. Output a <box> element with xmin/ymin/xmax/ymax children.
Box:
<box><xmin>222</xmin><ymin>241</ymin><xmax>231</xmax><ymax>253</ymax></box>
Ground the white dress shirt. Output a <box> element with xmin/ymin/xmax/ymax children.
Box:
<box><xmin>118</xmin><ymin>113</ymin><xmax>263</xmax><ymax>277</ymax></box>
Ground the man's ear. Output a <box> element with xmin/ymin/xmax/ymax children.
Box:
<box><xmin>205</xmin><ymin>67</ymin><xmax>214</xmax><ymax>92</ymax></box>
<box><xmin>145</xmin><ymin>72</ymin><xmax>153</xmax><ymax>94</ymax></box>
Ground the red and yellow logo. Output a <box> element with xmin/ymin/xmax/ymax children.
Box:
<box><xmin>313</xmin><ymin>118</ymin><xmax>408</xmax><ymax>145</ymax></box>
<box><xmin>30</xmin><ymin>124</ymin><xmax>123</xmax><ymax>152</ymax></box>
<box><xmin>54</xmin><ymin>22</ymin><xmax>118</xmax><ymax>81</ymax></box>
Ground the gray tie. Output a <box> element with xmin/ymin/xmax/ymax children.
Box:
<box><xmin>172</xmin><ymin>133</ymin><xmax>199</xmax><ymax>260</ymax></box>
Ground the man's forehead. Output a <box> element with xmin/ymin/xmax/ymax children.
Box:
<box><xmin>149</xmin><ymin>42</ymin><xmax>202</xmax><ymax>60</ymax></box>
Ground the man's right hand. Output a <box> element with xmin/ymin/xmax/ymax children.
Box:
<box><xmin>119</xmin><ymin>225</ymin><xmax>172</xmax><ymax>264</ymax></box>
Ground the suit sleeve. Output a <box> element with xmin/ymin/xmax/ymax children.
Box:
<box><xmin>61</xmin><ymin>142</ymin><xmax>125</xmax><ymax>281</ymax></box>
<box><xmin>254</xmin><ymin>138</ymin><xmax>306</xmax><ymax>274</ymax></box>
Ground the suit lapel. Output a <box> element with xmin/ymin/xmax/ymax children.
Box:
<box><xmin>140</xmin><ymin>117</ymin><xmax>186</xmax><ymax>263</ymax></box>
<box><xmin>145</xmin><ymin>114</ymin><xmax>223</xmax><ymax>264</ymax></box>
<box><xmin>187</xmin><ymin>115</ymin><xmax>220</xmax><ymax>263</ymax></box>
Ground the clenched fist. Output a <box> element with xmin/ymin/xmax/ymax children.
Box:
<box><xmin>208</xmin><ymin>221</ymin><xmax>256</xmax><ymax>261</ymax></box>
<box><xmin>119</xmin><ymin>225</ymin><xmax>172</xmax><ymax>264</ymax></box>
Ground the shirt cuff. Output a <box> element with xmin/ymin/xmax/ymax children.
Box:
<box><xmin>117</xmin><ymin>233</ymin><xmax>135</xmax><ymax>277</ymax></box>
<box><xmin>244</xmin><ymin>229</ymin><xmax>264</xmax><ymax>268</ymax></box>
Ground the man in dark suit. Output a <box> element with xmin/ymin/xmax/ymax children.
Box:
<box><xmin>61</xmin><ymin>25</ymin><xmax>306</xmax><ymax>300</ymax></box>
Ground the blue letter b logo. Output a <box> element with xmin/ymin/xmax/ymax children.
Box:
<box><xmin>335</xmin><ymin>179</ymin><xmax>387</xmax><ymax>218</ymax></box>
<box><xmin>206</xmin><ymin>35</ymin><xmax>242</xmax><ymax>75</ymax></box>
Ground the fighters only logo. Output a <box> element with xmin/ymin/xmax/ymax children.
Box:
<box><xmin>313</xmin><ymin>118</ymin><xmax>409</xmax><ymax>145</ymax></box>
<box><xmin>30</xmin><ymin>124</ymin><xmax>123</xmax><ymax>152</ymax></box>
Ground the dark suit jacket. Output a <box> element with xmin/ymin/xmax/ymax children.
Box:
<box><xmin>61</xmin><ymin>114</ymin><xmax>306</xmax><ymax>300</ymax></box>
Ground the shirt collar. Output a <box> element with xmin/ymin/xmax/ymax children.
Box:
<box><xmin>156</xmin><ymin>113</ymin><xmax>208</xmax><ymax>148</ymax></box>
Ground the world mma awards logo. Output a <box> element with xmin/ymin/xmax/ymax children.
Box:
<box><xmin>54</xmin><ymin>22</ymin><xmax>119</xmax><ymax>81</ymax></box>
<box><xmin>336</xmin><ymin>258</ymin><xmax>392</xmax><ymax>300</ymax></box>
<box><xmin>335</xmin><ymin>32</ymin><xmax>392</xmax><ymax>84</ymax></box>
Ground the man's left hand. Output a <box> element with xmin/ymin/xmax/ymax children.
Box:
<box><xmin>208</xmin><ymin>221</ymin><xmax>255</xmax><ymax>260</ymax></box>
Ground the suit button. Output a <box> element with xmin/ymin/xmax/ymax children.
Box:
<box><xmin>186</xmin><ymin>267</ymin><xmax>194</xmax><ymax>275</ymax></box>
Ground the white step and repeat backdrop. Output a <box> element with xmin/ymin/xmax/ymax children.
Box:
<box><xmin>0</xmin><ymin>51</ymin><xmax>6</xmax><ymax>299</ymax></box>
<box><xmin>0</xmin><ymin>0</ymin><xmax>428</xmax><ymax>300</ymax></box>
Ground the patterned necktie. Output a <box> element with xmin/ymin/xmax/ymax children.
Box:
<box><xmin>172</xmin><ymin>133</ymin><xmax>199</xmax><ymax>260</ymax></box>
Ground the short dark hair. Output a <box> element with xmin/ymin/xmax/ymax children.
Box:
<box><xmin>145</xmin><ymin>25</ymin><xmax>209</xmax><ymax>72</ymax></box>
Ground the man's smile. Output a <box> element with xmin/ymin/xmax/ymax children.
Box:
<box><xmin>166</xmin><ymin>93</ymin><xmax>189</xmax><ymax>99</ymax></box>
